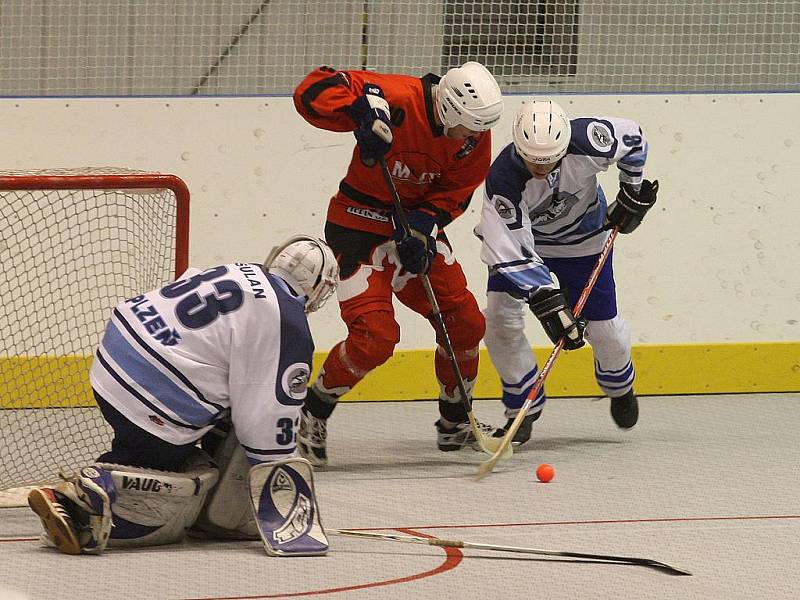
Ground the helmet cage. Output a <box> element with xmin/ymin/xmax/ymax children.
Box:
<box><xmin>264</xmin><ymin>235</ymin><xmax>339</xmax><ymax>313</ymax></box>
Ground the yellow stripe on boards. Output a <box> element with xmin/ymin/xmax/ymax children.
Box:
<box><xmin>1</xmin><ymin>343</ymin><xmax>798</xmax><ymax>408</ymax></box>
<box><xmin>312</xmin><ymin>342</ymin><xmax>800</xmax><ymax>401</ymax></box>
<box><xmin>0</xmin><ymin>356</ymin><xmax>94</xmax><ymax>408</ymax></box>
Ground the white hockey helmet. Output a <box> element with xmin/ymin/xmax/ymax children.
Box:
<box><xmin>264</xmin><ymin>235</ymin><xmax>339</xmax><ymax>313</ymax></box>
<box><xmin>512</xmin><ymin>99</ymin><xmax>572</xmax><ymax>164</ymax></box>
<box><xmin>436</xmin><ymin>62</ymin><xmax>504</xmax><ymax>132</ymax></box>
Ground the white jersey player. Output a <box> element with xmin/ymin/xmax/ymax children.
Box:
<box><xmin>475</xmin><ymin>99</ymin><xmax>659</xmax><ymax>444</ymax></box>
<box><xmin>28</xmin><ymin>236</ymin><xmax>339</xmax><ymax>557</ymax></box>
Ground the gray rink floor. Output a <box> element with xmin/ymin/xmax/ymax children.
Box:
<box><xmin>1</xmin><ymin>393</ymin><xmax>799</xmax><ymax>600</ymax></box>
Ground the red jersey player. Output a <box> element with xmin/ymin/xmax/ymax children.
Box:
<box><xmin>293</xmin><ymin>62</ymin><xmax>504</xmax><ymax>465</ymax></box>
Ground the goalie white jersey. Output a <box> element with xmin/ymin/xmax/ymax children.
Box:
<box><xmin>475</xmin><ymin>116</ymin><xmax>648</xmax><ymax>297</ymax></box>
<box><xmin>89</xmin><ymin>263</ymin><xmax>313</xmax><ymax>463</ymax></box>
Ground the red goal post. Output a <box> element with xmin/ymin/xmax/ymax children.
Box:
<box><xmin>0</xmin><ymin>168</ymin><xmax>190</xmax><ymax>502</ymax></box>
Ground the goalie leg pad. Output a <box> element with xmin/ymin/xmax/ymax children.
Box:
<box><xmin>194</xmin><ymin>428</ymin><xmax>260</xmax><ymax>540</ymax></box>
<box><xmin>249</xmin><ymin>457</ymin><xmax>329</xmax><ymax>556</ymax></box>
<box><xmin>99</xmin><ymin>450</ymin><xmax>219</xmax><ymax>548</ymax></box>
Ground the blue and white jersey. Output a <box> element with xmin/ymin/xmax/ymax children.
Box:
<box><xmin>89</xmin><ymin>262</ymin><xmax>313</xmax><ymax>464</ymax></box>
<box><xmin>475</xmin><ymin>116</ymin><xmax>648</xmax><ymax>297</ymax></box>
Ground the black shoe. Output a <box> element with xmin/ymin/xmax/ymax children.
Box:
<box><xmin>492</xmin><ymin>411</ymin><xmax>541</xmax><ymax>446</ymax></box>
<box><xmin>610</xmin><ymin>390</ymin><xmax>638</xmax><ymax>429</ymax></box>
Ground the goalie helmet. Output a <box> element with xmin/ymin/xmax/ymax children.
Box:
<box><xmin>264</xmin><ymin>236</ymin><xmax>339</xmax><ymax>313</ymax></box>
<box><xmin>435</xmin><ymin>62</ymin><xmax>504</xmax><ymax>132</ymax></box>
<box><xmin>513</xmin><ymin>99</ymin><xmax>572</xmax><ymax>164</ymax></box>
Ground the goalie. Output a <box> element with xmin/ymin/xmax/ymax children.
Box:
<box><xmin>27</xmin><ymin>236</ymin><xmax>339</xmax><ymax>557</ymax></box>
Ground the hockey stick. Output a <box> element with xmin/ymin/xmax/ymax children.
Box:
<box><xmin>477</xmin><ymin>227</ymin><xmax>620</xmax><ymax>479</ymax></box>
<box><xmin>377</xmin><ymin>157</ymin><xmax>510</xmax><ymax>460</ymax></box>
<box><xmin>330</xmin><ymin>529</ymin><xmax>691</xmax><ymax>576</ymax></box>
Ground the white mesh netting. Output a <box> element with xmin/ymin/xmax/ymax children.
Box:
<box><xmin>0</xmin><ymin>0</ymin><xmax>797</xmax><ymax>96</ymax></box>
<box><xmin>0</xmin><ymin>169</ymin><xmax>187</xmax><ymax>500</ymax></box>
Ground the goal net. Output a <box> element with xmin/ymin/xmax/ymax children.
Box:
<box><xmin>0</xmin><ymin>169</ymin><xmax>189</xmax><ymax>505</ymax></box>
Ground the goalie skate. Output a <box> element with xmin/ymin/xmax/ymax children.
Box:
<box><xmin>28</xmin><ymin>466</ymin><xmax>116</xmax><ymax>555</ymax></box>
<box><xmin>28</xmin><ymin>488</ymin><xmax>81</xmax><ymax>555</ymax></box>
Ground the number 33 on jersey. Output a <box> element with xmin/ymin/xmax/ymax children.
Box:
<box><xmin>89</xmin><ymin>262</ymin><xmax>314</xmax><ymax>464</ymax></box>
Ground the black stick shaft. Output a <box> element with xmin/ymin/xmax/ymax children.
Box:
<box><xmin>331</xmin><ymin>529</ymin><xmax>691</xmax><ymax>576</ymax></box>
<box><xmin>378</xmin><ymin>158</ymin><xmax>471</xmax><ymax>411</ymax></box>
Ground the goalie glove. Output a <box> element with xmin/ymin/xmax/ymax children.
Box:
<box><xmin>604</xmin><ymin>179</ymin><xmax>659</xmax><ymax>234</ymax></box>
<box><xmin>346</xmin><ymin>84</ymin><xmax>393</xmax><ymax>165</ymax></box>
<box><xmin>392</xmin><ymin>209</ymin><xmax>438</xmax><ymax>275</ymax></box>
<box><xmin>528</xmin><ymin>287</ymin><xmax>586</xmax><ymax>351</ymax></box>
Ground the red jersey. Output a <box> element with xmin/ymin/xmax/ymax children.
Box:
<box><xmin>293</xmin><ymin>67</ymin><xmax>492</xmax><ymax>236</ymax></box>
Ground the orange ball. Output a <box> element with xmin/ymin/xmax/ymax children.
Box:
<box><xmin>536</xmin><ymin>463</ymin><xmax>555</xmax><ymax>483</ymax></box>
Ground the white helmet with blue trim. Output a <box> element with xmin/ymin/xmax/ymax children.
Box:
<box><xmin>265</xmin><ymin>236</ymin><xmax>339</xmax><ymax>313</ymax></box>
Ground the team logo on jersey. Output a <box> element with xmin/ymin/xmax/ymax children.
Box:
<box><xmin>282</xmin><ymin>363</ymin><xmax>311</xmax><ymax>400</ymax></box>
<box><xmin>493</xmin><ymin>196</ymin><xmax>516</xmax><ymax>222</ymax></box>
<box><xmin>588</xmin><ymin>122</ymin><xmax>613</xmax><ymax>152</ymax></box>
<box><xmin>529</xmin><ymin>191</ymin><xmax>580</xmax><ymax>226</ymax></box>
<box><xmin>390</xmin><ymin>157</ymin><xmax>441</xmax><ymax>185</ymax></box>
<box><xmin>454</xmin><ymin>136</ymin><xmax>478</xmax><ymax>160</ymax></box>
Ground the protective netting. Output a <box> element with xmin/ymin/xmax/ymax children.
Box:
<box><xmin>0</xmin><ymin>169</ymin><xmax>187</xmax><ymax>494</ymax></box>
<box><xmin>0</xmin><ymin>0</ymin><xmax>797</xmax><ymax>96</ymax></box>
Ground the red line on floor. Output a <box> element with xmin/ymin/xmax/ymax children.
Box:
<box><xmin>181</xmin><ymin>528</ymin><xmax>462</xmax><ymax>600</ymax></box>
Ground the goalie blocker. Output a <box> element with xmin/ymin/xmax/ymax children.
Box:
<box><xmin>249</xmin><ymin>458</ymin><xmax>328</xmax><ymax>556</ymax></box>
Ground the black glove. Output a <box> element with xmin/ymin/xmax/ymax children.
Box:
<box><xmin>392</xmin><ymin>210</ymin><xmax>437</xmax><ymax>275</ymax></box>
<box><xmin>345</xmin><ymin>84</ymin><xmax>393</xmax><ymax>164</ymax></box>
<box><xmin>528</xmin><ymin>287</ymin><xmax>586</xmax><ymax>350</ymax></box>
<box><xmin>604</xmin><ymin>179</ymin><xmax>659</xmax><ymax>234</ymax></box>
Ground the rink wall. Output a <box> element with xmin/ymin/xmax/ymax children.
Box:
<box><xmin>1</xmin><ymin>93</ymin><xmax>798</xmax><ymax>400</ymax></box>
